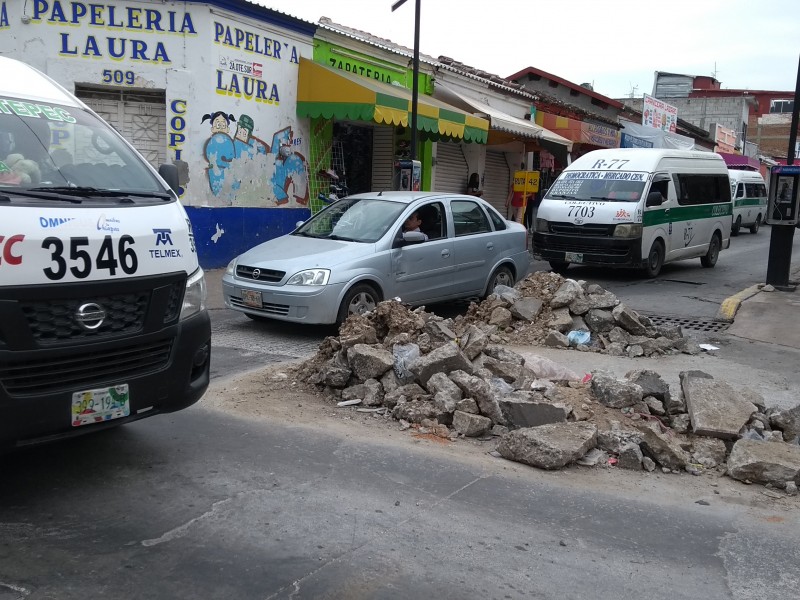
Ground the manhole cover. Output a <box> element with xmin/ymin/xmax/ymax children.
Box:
<box><xmin>644</xmin><ymin>314</ymin><xmax>730</xmax><ymax>333</ymax></box>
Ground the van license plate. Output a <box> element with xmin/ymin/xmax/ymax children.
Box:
<box><xmin>241</xmin><ymin>289</ymin><xmax>262</xmax><ymax>308</ymax></box>
<box><xmin>565</xmin><ymin>252</ymin><xmax>583</xmax><ymax>264</ymax></box>
<box><xmin>72</xmin><ymin>385</ymin><xmax>130</xmax><ymax>427</ymax></box>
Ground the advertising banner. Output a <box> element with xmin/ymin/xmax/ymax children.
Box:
<box><xmin>642</xmin><ymin>94</ymin><xmax>678</xmax><ymax>132</ymax></box>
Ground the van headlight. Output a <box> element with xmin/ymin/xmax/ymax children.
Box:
<box><xmin>225</xmin><ymin>258</ymin><xmax>237</xmax><ymax>276</ymax></box>
<box><xmin>287</xmin><ymin>269</ymin><xmax>330</xmax><ymax>286</ymax></box>
<box><xmin>613</xmin><ymin>224</ymin><xmax>643</xmax><ymax>238</ymax></box>
<box><xmin>535</xmin><ymin>218</ymin><xmax>549</xmax><ymax>233</ymax></box>
<box><xmin>180</xmin><ymin>268</ymin><xmax>207</xmax><ymax>320</ymax></box>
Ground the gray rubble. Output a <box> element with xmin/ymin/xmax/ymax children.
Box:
<box><xmin>295</xmin><ymin>273</ymin><xmax>800</xmax><ymax>493</ymax></box>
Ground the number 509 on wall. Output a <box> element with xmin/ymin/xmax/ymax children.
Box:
<box><xmin>102</xmin><ymin>69</ymin><xmax>135</xmax><ymax>86</ymax></box>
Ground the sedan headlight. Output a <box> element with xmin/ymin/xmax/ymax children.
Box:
<box><xmin>534</xmin><ymin>218</ymin><xmax>549</xmax><ymax>233</ymax></box>
<box><xmin>613</xmin><ymin>224</ymin><xmax>643</xmax><ymax>238</ymax></box>
<box><xmin>225</xmin><ymin>258</ymin><xmax>237</xmax><ymax>276</ymax></box>
<box><xmin>180</xmin><ymin>268</ymin><xmax>207</xmax><ymax>320</ymax></box>
<box><xmin>286</xmin><ymin>269</ymin><xmax>330</xmax><ymax>286</ymax></box>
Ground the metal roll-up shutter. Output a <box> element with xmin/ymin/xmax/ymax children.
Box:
<box><xmin>75</xmin><ymin>87</ymin><xmax>167</xmax><ymax>170</ymax></box>
<box><xmin>371</xmin><ymin>126</ymin><xmax>394</xmax><ymax>192</ymax></box>
<box><xmin>433</xmin><ymin>142</ymin><xmax>469</xmax><ymax>193</ymax></box>
<box><xmin>483</xmin><ymin>150</ymin><xmax>511</xmax><ymax>215</ymax></box>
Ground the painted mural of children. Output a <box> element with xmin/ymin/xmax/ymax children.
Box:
<box><xmin>202</xmin><ymin>111</ymin><xmax>236</xmax><ymax>135</ymax></box>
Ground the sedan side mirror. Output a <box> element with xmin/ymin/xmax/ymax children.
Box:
<box><xmin>402</xmin><ymin>230</ymin><xmax>427</xmax><ymax>244</ymax></box>
<box><xmin>646</xmin><ymin>191</ymin><xmax>664</xmax><ymax>207</ymax></box>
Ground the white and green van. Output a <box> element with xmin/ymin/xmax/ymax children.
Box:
<box><xmin>533</xmin><ymin>148</ymin><xmax>732</xmax><ymax>278</ymax></box>
<box><xmin>728</xmin><ymin>169</ymin><xmax>767</xmax><ymax>235</ymax></box>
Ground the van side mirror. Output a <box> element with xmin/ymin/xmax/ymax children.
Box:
<box><xmin>646</xmin><ymin>191</ymin><xmax>664</xmax><ymax>207</ymax></box>
<box><xmin>159</xmin><ymin>163</ymin><xmax>180</xmax><ymax>195</ymax></box>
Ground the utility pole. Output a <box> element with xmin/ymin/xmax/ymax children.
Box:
<box><xmin>765</xmin><ymin>54</ymin><xmax>800</xmax><ymax>289</ymax></box>
<box><xmin>391</xmin><ymin>0</ymin><xmax>420</xmax><ymax>161</ymax></box>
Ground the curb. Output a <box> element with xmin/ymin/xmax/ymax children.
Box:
<box><xmin>716</xmin><ymin>284</ymin><xmax>762</xmax><ymax>322</ymax></box>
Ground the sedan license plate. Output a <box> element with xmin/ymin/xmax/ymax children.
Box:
<box><xmin>71</xmin><ymin>384</ymin><xmax>130</xmax><ymax>427</ymax></box>
<box><xmin>564</xmin><ymin>252</ymin><xmax>584</xmax><ymax>264</ymax></box>
<box><xmin>241</xmin><ymin>289</ymin><xmax>262</xmax><ymax>308</ymax></box>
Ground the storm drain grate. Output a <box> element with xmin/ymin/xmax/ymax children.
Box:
<box><xmin>643</xmin><ymin>315</ymin><xmax>730</xmax><ymax>333</ymax></box>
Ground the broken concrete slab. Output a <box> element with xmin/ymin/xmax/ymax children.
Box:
<box><xmin>727</xmin><ymin>439</ymin><xmax>800</xmax><ymax>487</ymax></box>
<box><xmin>497</xmin><ymin>422</ymin><xmax>598</xmax><ymax>470</ymax></box>
<box><xmin>550</xmin><ymin>279</ymin><xmax>583</xmax><ymax>308</ymax></box>
<box><xmin>498</xmin><ymin>392</ymin><xmax>571</xmax><ymax>429</ymax></box>
<box><xmin>636</xmin><ymin>426</ymin><xmax>691</xmax><ymax>470</ymax></box>
<box><xmin>681</xmin><ymin>372</ymin><xmax>757</xmax><ymax>439</ymax></box>
<box><xmin>612</xmin><ymin>304</ymin><xmax>648</xmax><ymax>336</ymax></box>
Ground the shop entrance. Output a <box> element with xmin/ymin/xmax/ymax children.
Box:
<box><xmin>333</xmin><ymin>122</ymin><xmax>373</xmax><ymax>195</ymax></box>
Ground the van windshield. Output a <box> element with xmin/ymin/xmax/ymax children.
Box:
<box><xmin>0</xmin><ymin>96</ymin><xmax>164</xmax><ymax>195</ymax></box>
<box><xmin>545</xmin><ymin>171</ymin><xmax>648</xmax><ymax>203</ymax></box>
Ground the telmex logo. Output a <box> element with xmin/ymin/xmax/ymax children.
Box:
<box><xmin>0</xmin><ymin>234</ymin><xmax>24</xmax><ymax>265</ymax></box>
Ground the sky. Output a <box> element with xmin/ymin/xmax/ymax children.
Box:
<box><xmin>258</xmin><ymin>0</ymin><xmax>800</xmax><ymax>99</ymax></box>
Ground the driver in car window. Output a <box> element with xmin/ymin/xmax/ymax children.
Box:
<box><xmin>403</xmin><ymin>211</ymin><xmax>428</xmax><ymax>240</ymax></box>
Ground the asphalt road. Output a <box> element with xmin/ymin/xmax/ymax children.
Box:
<box><xmin>2</xmin><ymin>404</ymin><xmax>798</xmax><ymax>599</ymax></box>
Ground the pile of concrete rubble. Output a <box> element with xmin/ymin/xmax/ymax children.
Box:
<box><xmin>296</xmin><ymin>276</ymin><xmax>800</xmax><ymax>493</ymax></box>
<box><xmin>465</xmin><ymin>271</ymin><xmax>702</xmax><ymax>356</ymax></box>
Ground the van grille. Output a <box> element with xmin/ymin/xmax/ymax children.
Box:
<box><xmin>549</xmin><ymin>222</ymin><xmax>615</xmax><ymax>236</ymax></box>
<box><xmin>0</xmin><ymin>339</ymin><xmax>173</xmax><ymax>396</ymax></box>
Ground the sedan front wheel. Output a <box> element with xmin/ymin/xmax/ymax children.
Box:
<box><xmin>337</xmin><ymin>283</ymin><xmax>380</xmax><ymax>325</ymax></box>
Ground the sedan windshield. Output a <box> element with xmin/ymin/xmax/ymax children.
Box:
<box><xmin>545</xmin><ymin>171</ymin><xmax>648</xmax><ymax>203</ymax></box>
<box><xmin>295</xmin><ymin>197</ymin><xmax>406</xmax><ymax>243</ymax></box>
<box><xmin>0</xmin><ymin>96</ymin><xmax>164</xmax><ymax>196</ymax></box>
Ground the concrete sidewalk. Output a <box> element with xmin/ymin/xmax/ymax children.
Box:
<box><xmin>724</xmin><ymin>266</ymin><xmax>800</xmax><ymax>351</ymax></box>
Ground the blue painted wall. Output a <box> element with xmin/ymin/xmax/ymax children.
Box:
<box><xmin>185</xmin><ymin>207</ymin><xmax>311</xmax><ymax>269</ymax></box>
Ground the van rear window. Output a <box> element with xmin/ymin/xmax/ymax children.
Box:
<box><xmin>673</xmin><ymin>174</ymin><xmax>731</xmax><ymax>206</ymax></box>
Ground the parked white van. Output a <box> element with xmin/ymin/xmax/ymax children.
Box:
<box><xmin>728</xmin><ymin>169</ymin><xmax>767</xmax><ymax>235</ymax></box>
<box><xmin>533</xmin><ymin>149</ymin><xmax>732</xmax><ymax>278</ymax></box>
<box><xmin>0</xmin><ymin>57</ymin><xmax>210</xmax><ymax>448</ymax></box>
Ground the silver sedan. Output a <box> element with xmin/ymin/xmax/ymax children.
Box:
<box><xmin>222</xmin><ymin>191</ymin><xmax>531</xmax><ymax>325</ymax></box>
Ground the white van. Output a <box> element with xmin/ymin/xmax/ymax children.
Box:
<box><xmin>728</xmin><ymin>169</ymin><xmax>767</xmax><ymax>235</ymax></box>
<box><xmin>533</xmin><ymin>148</ymin><xmax>732</xmax><ymax>278</ymax></box>
<box><xmin>0</xmin><ymin>57</ymin><xmax>210</xmax><ymax>448</ymax></box>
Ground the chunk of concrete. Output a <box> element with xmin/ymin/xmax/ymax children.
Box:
<box><xmin>347</xmin><ymin>344</ymin><xmax>394</xmax><ymax>381</ymax></box>
<box><xmin>409</xmin><ymin>342</ymin><xmax>473</xmax><ymax>386</ymax></box>
<box><xmin>584</xmin><ymin>309</ymin><xmax>616</xmax><ymax>333</ymax></box>
<box><xmin>612</xmin><ymin>304</ymin><xmax>648</xmax><ymax>336</ymax></box>
<box><xmin>426</xmin><ymin>372</ymin><xmax>463</xmax><ymax>413</ymax></box>
<box><xmin>489</xmin><ymin>306</ymin><xmax>513</xmax><ymax>328</ymax></box>
<box><xmin>550</xmin><ymin>279</ymin><xmax>582</xmax><ymax>308</ymax></box>
<box><xmin>497</xmin><ymin>422</ymin><xmax>598</xmax><ymax>470</ymax></box>
<box><xmin>727</xmin><ymin>439</ymin><xmax>800</xmax><ymax>486</ymax></box>
<box><xmin>769</xmin><ymin>405</ymin><xmax>800</xmax><ymax>442</ymax></box>
<box><xmin>452</xmin><ymin>410</ymin><xmax>493</xmax><ymax>437</ymax></box>
<box><xmin>510</xmin><ymin>297</ymin><xmax>544</xmax><ymax>322</ymax></box>
<box><xmin>545</xmin><ymin>330</ymin><xmax>570</xmax><ymax>348</ymax></box>
<box><xmin>459</xmin><ymin>324</ymin><xmax>489</xmax><ymax>360</ymax></box>
<box><xmin>392</xmin><ymin>400</ymin><xmax>439</xmax><ymax>423</ymax></box>
<box><xmin>549</xmin><ymin>308</ymin><xmax>574</xmax><ymax>333</ymax></box>
<box><xmin>498</xmin><ymin>392</ymin><xmax>570</xmax><ymax>428</ymax></box>
<box><xmin>636</xmin><ymin>426</ymin><xmax>691</xmax><ymax>470</ymax></box>
<box><xmin>591</xmin><ymin>370</ymin><xmax>643</xmax><ymax>409</ymax></box>
<box><xmin>448</xmin><ymin>370</ymin><xmax>506</xmax><ymax>425</ymax></box>
<box><xmin>681</xmin><ymin>372</ymin><xmax>757</xmax><ymax>439</ymax></box>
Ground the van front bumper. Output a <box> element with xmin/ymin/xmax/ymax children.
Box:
<box><xmin>533</xmin><ymin>232</ymin><xmax>644</xmax><ymax>267</ymax></box>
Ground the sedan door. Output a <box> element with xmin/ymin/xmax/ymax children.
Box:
<box><xmin>389</xmin><ymin>202</ymin><xmax>455</xmax><ymax>304</ymax></box>
<box><xmin>449</xmin><ymin>199</ymin><xmax>498</xmax><ymax>296</ymax></box>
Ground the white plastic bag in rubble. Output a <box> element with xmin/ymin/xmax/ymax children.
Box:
<box><xmin>524</xmin><ymin>355</ymin><xmax>580</xmax><ymax>382</ymax></box>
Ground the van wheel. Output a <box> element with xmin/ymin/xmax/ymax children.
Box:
<box><xmin>483</xmin><ymin>265</ymin><xmax>515</xmax><ymax>299</ymax></box>
<box><xmin>749</xmin><ymin>215</ymin><xmax>761</xmax><ymax>234</ymax></box>
<box><xmin>337</xmin><ymin>283</ymin><xmax>380</xmax><ymax>326</ymax></box>
<box><xmin>643</xmin><ymin>240</ymin><xmax>664</xmax><ymax>278</ymax></box>
<box><xmin>731</xmin><ymin>216</ymin><xmax>741</xmax><ymax>236</ymax></box>
<box><xmin>549</xmin><ymin>261</ymin><xmax>570</xmax><ymax>275</ymax></box>
<box><xmin>701</xmin><ymin>233</ymin><xmax>721</xmax><ymax>268</ymax></box>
